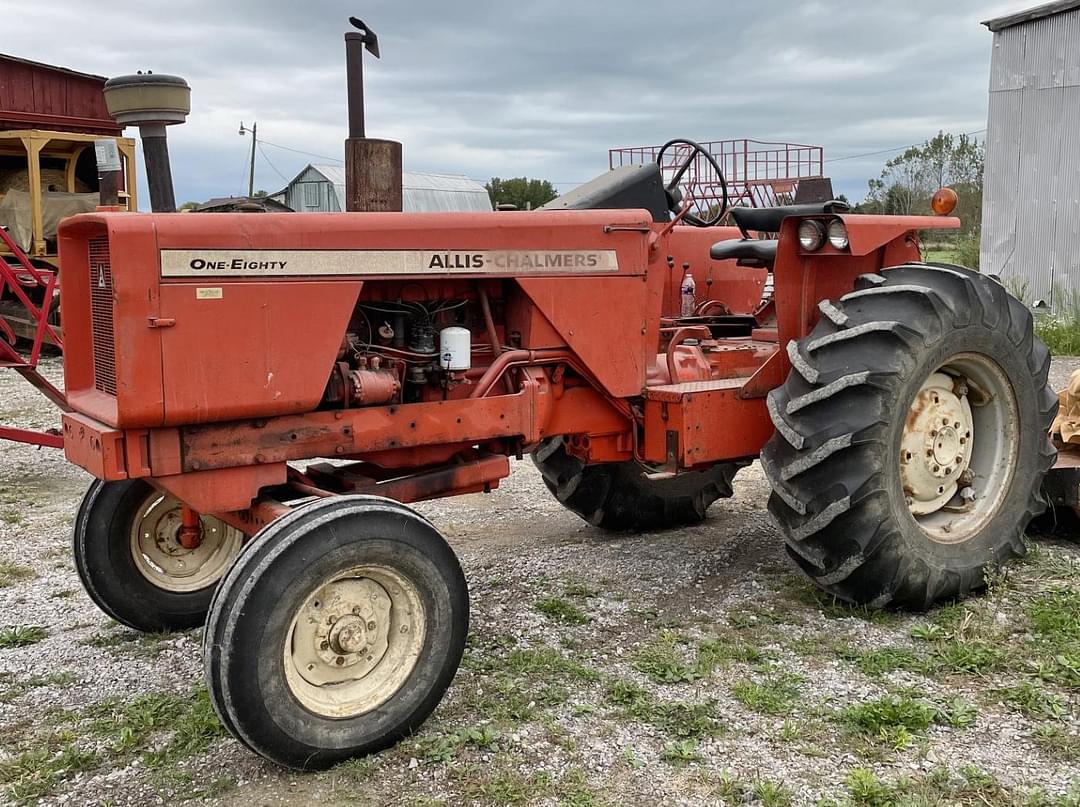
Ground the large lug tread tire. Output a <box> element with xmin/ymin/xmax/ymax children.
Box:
<box><xmin>73</xmin><ymin>479</ymin><xmax>240</xmax><ymax>632</ymax></box>
<box><xmin>202</xmin><ymin>495</ymin><xmax>468</xmax><ymax>770</ymax></box>
<box><xmin>532</xmin><ymin>438</ymin><xmax>745</xmax><ymax>531</ymax></box>
<box><xmin>761</xmin><ymin>263</ymin><xmax>1057</xmax><ymax>609</ymax></box>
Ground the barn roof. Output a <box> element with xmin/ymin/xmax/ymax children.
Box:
<box><xmin>280</xmin><ymin>164</ymin><xmax>492</xmax><ymax>212</ymax></box>
<box><xmin>983</xmin><ymin>0</ymin><xmax>1080</xmax><ymax>31</ymax></box>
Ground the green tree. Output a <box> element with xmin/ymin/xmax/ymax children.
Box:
<box><xmin>861</xmin><ymin>131</ymin><xmax>984</xmax><ymax>232</ymax></box>
<box><xmin>178</xmin><ymin>200</ymin><xmax>200</xmax><ymax>211</ymax></box>
<box><xmin>485</xmin><ymin>177</ymin><xmax>558</xmax><ymax>210</ymax></box>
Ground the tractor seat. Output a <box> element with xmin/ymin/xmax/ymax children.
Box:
<box><xmin>709</xmin><ymin>239</ymin><xmax>778</xmax><ymax>266</ymax></box>
<box><xmin>730</xmin><ymin>200</ymin><xmax>850</xmax><ymax>235</ymax></box>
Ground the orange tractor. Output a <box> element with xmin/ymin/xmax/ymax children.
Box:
<box><xmin>54</xmin><ymin>132</ymin><xmax>1057</xmax><ymax>768</ymax></box>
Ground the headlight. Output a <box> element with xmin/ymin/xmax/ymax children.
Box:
<box><xmin>798</xmin><ymin>220</ymin><xmax>826</xmax><ymax>251</ymax></box>
<box><xmin>827</xmin><ymin>219</ymin><xmax>849</xmax><ymax>250</ymax></box>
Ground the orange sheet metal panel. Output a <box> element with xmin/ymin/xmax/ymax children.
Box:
<box><xmin>158</xmin><ymin>280</ymin><xmax>361</xmax><ymax>423</ymax></box>
<box><xmin>58</xmin><ymin>216</ymin><xmax>165</xmax><ymax>428</ymax></box>
<box><xmin>61</xmin><ymin>412</ymin><xmax>127</xmax><ymax>480</ymax></box>
<box><xmin>152</xmin><ymin>464</ymin><xmax>288</xmax><ymax>514</ymax></box>
<box><xmin>663</xmin><ymin>226</ymin><xmax>767</xmax><ymax>316</ymax></box>
<box><xmin>516</xmin><ymin>275</ymin><xmax>653</xmax><ymax>398</ymax></box>
<box><xmin>59</xmin><ymin>208</ymin><xmax>656</xmax><ymax>432</ymax></box>
<box><xmin>643</xmin><ymin>382</ymin><xmax>773</xmax><ymax>466</ymax></box>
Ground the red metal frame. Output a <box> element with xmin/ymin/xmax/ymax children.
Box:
<box><xmin>0</xmin><ymin>226</ymin><xmax>67</xmax><ymax>448</ymax></box>
<box><xmin>609</xmin><ymin>139</ymin><xmax>825</xmax><ymax>213</ymax></box>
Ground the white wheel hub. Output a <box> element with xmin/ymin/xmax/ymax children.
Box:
<box><xmin>284</xmin><ymin>565</ymin><xmax>426</xmax><ymax>719</ymax></box>
<box><xmin>129</xmin><ymin>491</ymin><xmax>244</xmax><ymax>593</ymax></box>
<box><xmin>900</xmin><ymin>372</ymin><xmax>973</xmax><ymax>515</ymax></box>
<box><xmin>899</xmin><ymin>354</ymin><xmax>1019</xmax><ymax>544</ymax></box>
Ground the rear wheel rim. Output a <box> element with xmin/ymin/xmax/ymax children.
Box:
<box><xmin>128</xmin><ymin>490</ymin><xmax>244</xmax><ymax>592</ymax></box>
<box><xmin>284</xmin><ymin>565</ymin><xmax>426</xmax><ymax>719</ymax></box>
<box><xmin>900</xmin><ymin>352</ymin><xmax>1019</xmax><ymax>544</ymax></box>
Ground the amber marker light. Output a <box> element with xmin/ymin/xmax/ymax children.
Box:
<box><xmin>932</xmin><ymin>187</ymin><xmax>959</xmax><ymax>216</ymax></box>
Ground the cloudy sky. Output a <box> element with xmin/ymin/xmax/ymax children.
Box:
<box><xmin>5</xmin><ymin>0</ymin><xmax>1036</xmax><ymax>206</ymax></box>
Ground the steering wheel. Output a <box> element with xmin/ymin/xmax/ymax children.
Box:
<box><xmin>656</xmin><ymin>138</ymin><xmax>729</xmax><ymax>227</ymax></box>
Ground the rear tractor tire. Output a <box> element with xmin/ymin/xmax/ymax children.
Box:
<box><xmin>532</xmin><ymin>437</ymin><xmax>745</xmax><ymax>531</ymax></box>
<box><xmin>762</xmin><ymin>263</ymin><xmax>1057</xmax><ymax>609</ymax></box>
<box><xmin>73</xmin><ymin>479</ymin><xmax>244</xmax><ymax>632</ymax></box>
<box><xmin>203</xmin><ymin>496</ymin><xmax>468</xmax><ymax>770</ymax></box>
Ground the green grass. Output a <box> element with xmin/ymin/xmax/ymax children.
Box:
<box><xmin>633</xmin><ymin>632</ymin><xmax>700</xmax><ymax>684</ymax></box>
<box><xmin>504</xmin><ymin>645</ymin><xmax>599</xmax><ymax>683</ymax></box>
<box><xmin>835</xmin><ymin>765</ymin><xmax>1034</xmax><ymax>807</ymax></box>
<box><xmin>534</xmin><ymin>597</ymin><xmax>590</xmax><ymax>625</ymax></box>
<box><xmin>659</xmin><ymin>738</ymin><xmax>701</xmax><ymax>765</ymax></box>
<box><xmin>87</xmin><ymin>689</ymin><xmax>225</xmax><ymax>764</ymax></box>
<box><xmin>605</xmin><ymin>678</ymin><xmax>723</xmax><ymax>739</ymax></box>
<box><xmin>730</xmin><ymin>672</ymin><xmax>802</xmax><ymax>715</ymax></box>
<box><xmin>0</xmin><ymin>743</ymin><xmax>100</xmax><ymax>804</ymax></box>
<box><xmin>836</xmin><ymin>646</ymin><xmax>921</xmax><ymax>677</ymax></box>
<box><xmin>413</xmin><ymin>725</ymin><xmax>501</xmax><ymax>764</ymax></box>
<box><xmin>0</xmin><ymin>672</ymin><xmax>76</xmax><ymax>705</ymax></box>
<box><xmin>1031</xmin><ymin>724</ymin><xmax>1080</xmax><ymax>761</ymax></box>
<box><xmin>997</xmin><ymin>683</ymin><xmax>1067</xmax><ymax>721</ymax></box>
<box><xmin>0</xmin><ymin>626</ymin><xmax>47</xmax><ymax>649</ymax></box>
<box><xmin>1036</xmin><ymin>318</ymin><xmax>1080</xmax><ymax>356</ymax></box>
<box><xmin>839</xmin><ymin>696</ymin><xmax>937</xmax><ymax>736</ymax></box>
<box><xmin>0</xmin><ymin>559</ymin><xmax>35</xmax><ymax>588</ymax></box>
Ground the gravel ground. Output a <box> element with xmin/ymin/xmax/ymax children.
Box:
<box><xmin>0</xmin><ymin>355</ymin><xmax>1078</xmax><ymax>806</ymax></box>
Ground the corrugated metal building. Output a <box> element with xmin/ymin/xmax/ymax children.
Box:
<box><xmin>272</xmin><ymin>164</ymin><xmax>492</xmax><ymax>213</ymax></box>
<box><xmin>981</xmin><ymin>1</ymin><xmax>1080</xmax><ymax>306</ymax></box>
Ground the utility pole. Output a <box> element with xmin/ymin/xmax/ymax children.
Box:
<box><xmin>239</xmin><ymin>121</ymin><xmax>257</xmax><ymax>197</ymax></box>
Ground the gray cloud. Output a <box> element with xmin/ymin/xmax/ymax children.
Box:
<box><xmin>4</xmin><ymin>0</ymin><xmax>1033</xmax><ymax>206</ymax></box>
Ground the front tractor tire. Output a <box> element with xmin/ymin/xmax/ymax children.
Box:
<box><xmin>203</xmin><ymin>496</ymin><xmax>468</xmax><ymax>770</ymax></box>
<box><xmin>532</xmin><ymin>438</ymin><xmax>744</xmax><ymax>531</ymax></box>
<box><xmin>762</xmin><ymin>263</ymin><xmax>1057</xmax><ymax>609</ymax></box>
<box><xmin>73</xmin><ymin>480</ymin><xmax>244</xmax><ymax>632</ymax></box>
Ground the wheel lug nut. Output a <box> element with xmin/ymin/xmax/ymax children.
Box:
<box><xmin>335</xmin><ymin>657</ymin><xmax>345</xmax><ymax>666</ymax></box>
<box><xmin>367</xmin><ymin>620</ymin><xmax>376</xmax><ymax>631</ymax></box>
<box><xmin>320</xmin><ymin>640</ymin><xmax>329</xmax><ymax>650</ymax></box>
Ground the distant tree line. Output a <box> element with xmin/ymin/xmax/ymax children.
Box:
<box><xmin>485</xmin><ymin>177</ymin><xmax>558</xmax><ymax>211</ymax></box>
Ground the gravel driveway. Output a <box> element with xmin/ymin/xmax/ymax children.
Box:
<box><xmin>0</xmin><ymin>356</ymin><xmax>1077</xmax><ymax>806</ymax></box>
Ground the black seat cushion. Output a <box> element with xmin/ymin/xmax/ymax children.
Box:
<box><xmin>709</xmin><ymin>239</ymin><xmax>778</xmax><ymax>264</ymax></box>
<box><xmin>730</xmin><ymin>200</ymin><xmax>850</xmax><ymax>235</ymax></box>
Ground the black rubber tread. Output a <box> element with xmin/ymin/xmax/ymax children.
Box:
<box><xmin>531</xmin><ymin>438</ymin><xmax>745</xmax><ymax>531</ymax></box>
<box><xmin>73</xmin><ymin>479</ymin><xmax>228</xmax><ymax>632</ymax></box>
<box><xmin>761</xmin><ymin>263</ymin><xmax>1058</xmax><ymax>609</ymax></box>
<box><xmin>202</xmin><ymin>495</ymin><xmax>468</xmax><ymax>770</ymax></box>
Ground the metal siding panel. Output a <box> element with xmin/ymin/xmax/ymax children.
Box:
<box><xmin>1053</xmin><ymin>85</ymin><xmax>1080</xmax><ymax>307</ymax></box>
<box><xmin>981</xmin><ymin>89</ymin><xmax>1021</xmax><ymax>275</ymax></box>
<box><xmin>1015</xmin><ymin>86</ymin><xmax>1058</xmax><ymax>303</ymax></box>
<box><xmin>990</xmin><ymin>26</ymin><xmax>1026</xmax><ymax>91</ymax></box>
<box><xmin>1067</xmin><ymin>10</ymin><xmax>1080</xmax><ymax>86</ymax></box>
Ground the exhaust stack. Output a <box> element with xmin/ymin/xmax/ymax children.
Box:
<box><xmin>344</xmin><ymin>18</ymin><xmax>402</xmax><ymax>212</ymax></box>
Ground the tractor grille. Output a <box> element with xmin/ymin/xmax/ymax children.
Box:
<box><xmin>89</xmin><ymin>237</ymin><xmax>117</xmax><ymax>396</ymax></box>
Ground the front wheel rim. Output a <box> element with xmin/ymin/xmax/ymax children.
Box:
<box><xmin>900</xmin><ymin>352</ymin><xmax>1019</xmax><ymax>544</ymax></box>
<box><xmin>284</xmin><ymin>565</ymin><xmax>427</xmax><ymax>719</ymax></box>
<box><xmin>128</xmin><ymin>491</ymin><xmax>244</xmax><ymax>592</ymax></box>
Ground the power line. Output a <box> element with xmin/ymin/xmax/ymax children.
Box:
<box><xmin>257</xmin><ymin>143</ymin><xmax>290</xmax><ymax>184</ymax></box>
<box><xmin>258</xmin><ymin>138</ymin><xmax>344</xmax><ymax>163</ymax></box>
<box><xmin>826</xmin><ymin>129</ymin><xmax>987</xmax><ymax>163</ymax></box>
